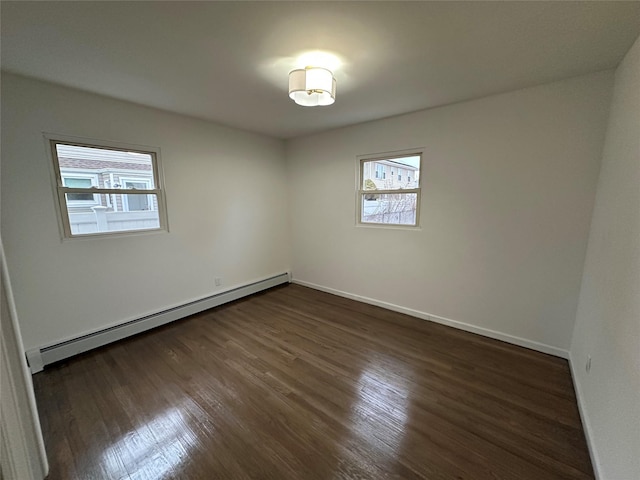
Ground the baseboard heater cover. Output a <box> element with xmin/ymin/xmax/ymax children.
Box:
<box><xmin>26</xmin><ymin>273</ymin><xmax>290</xmax><ymax>374</ymax></box>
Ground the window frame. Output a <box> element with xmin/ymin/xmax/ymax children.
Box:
<box><xmin>46</xmin><ymin>134</ymin><xmax>169</xmax><ymax>239</ymax></box>
<box><xmin>356</xmin><ymin>148</ymin><xmax>424</xmax><ymax>228</ymax></box>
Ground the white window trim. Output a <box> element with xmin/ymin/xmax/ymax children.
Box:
<box><xmin>44</xmin><ymin>133</ymin><xmax>170</xmax><ymax>240</ymax></box>
<box><xmin>356</xmin><ymin>148</ymin><xmax>424</xmax><ymax>228</ymax></box>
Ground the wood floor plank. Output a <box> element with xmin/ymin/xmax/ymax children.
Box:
<box><xmin>33</xmin><ymin>284</ymin><xmax>594</xmax><ymax>479</ymax></box>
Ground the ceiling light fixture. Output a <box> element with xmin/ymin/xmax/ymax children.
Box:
<box><xmin>288</xmin><ymin>66</ymin><xmax>336</xmax><ymax>107</ymax></box>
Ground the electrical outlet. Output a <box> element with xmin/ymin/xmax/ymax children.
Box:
<box><xmin>586</xmin><ymin>355</ymin><xmax>592</xmax><ymax>373</ymax></box>
<box><xmin>215</xmin><ymin>277</ymin><xmax>223</xmax><ymax>287</ymax></box>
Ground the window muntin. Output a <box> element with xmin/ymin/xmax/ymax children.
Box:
<box><xmin>50</xmin><ymin>139</ymin><xmax>168</xmax><ymax>238</ymax></box>
<box><xmin>358</xmin><ymin>151</ymin><xmax>422</xmax><ymax>227</ymax></box>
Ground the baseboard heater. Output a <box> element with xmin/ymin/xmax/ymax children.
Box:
<box><xmin>26</xmin><ymin>273</ymin><xmax>290</xmax><ymax>374</ymax></box>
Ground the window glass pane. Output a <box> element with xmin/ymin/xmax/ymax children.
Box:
<box><xmin>64</xmin><ymin>177</ymin><xmax>92</xmax><ymax>188</ymax></box>
<box><xmin>56</xmin><ymin>144</ymin><xmax>156</xmax><ymax>189</ymax></box>
<box><xmin>120</xmin><ymin>176</ymin><xmax>153</xmax><ymax>190</ymax></box>
<box><xmin>120</xmin><ymin>190</ymin><xmax>157</xmax><ymax>212</ymax></box>
<box><xmin>362</xmin><ymin>155</ymin><xmax>420</xmax><ymax>191</ymax></box>
<box><xmin>65</xmin><ymin>193</ymin><xmax>160</xmax><ymax>235</ymax></box>
<box><xmin>361</xmin><ymin>193</ymin><xmax>418</xmax><ymax>226</ymax></box>
<box><xmin>67</xmin><ymin>192</ymin><xmax>96</xmax><ymax>202</ymax></box>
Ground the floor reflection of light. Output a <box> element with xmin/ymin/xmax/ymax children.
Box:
<box><xmin>331</xmin><ymin>357</ymin><xmax>413</xmax><ymax>479</ymax></box>
<box><xmin>356</xmin><ymin>370</ymin><xmax>409</xmax><ymax>427</ymax></box>
<box><xmin>351</xmin><ymin>356</ymin><xmax>412</xmax><ymax>449</ymax></box>
<box><xmin>100</xmin><ymin>404</ymin><xmax>198</xmax><ymax>479</ymax></box>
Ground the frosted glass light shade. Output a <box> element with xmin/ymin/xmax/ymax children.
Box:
<box><xmin>288</xmin><ymin>67</ymin><xmax>336</xmax><ymax>106</ymax></box>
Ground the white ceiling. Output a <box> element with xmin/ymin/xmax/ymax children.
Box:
<box><xmin>2</xmin><ymin>1</ymin><xmax>639</xmax><ymax>139</ymax></box>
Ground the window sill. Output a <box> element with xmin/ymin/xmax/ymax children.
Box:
<box><xmin>355</xmin><ymin>223</ymin><xmax>422</xmax><ymax>232</ymax></box>
<box><xmin>61</xmin><ymin>227</ymin><xmax>168</xmax><ymax>242</ymax></box>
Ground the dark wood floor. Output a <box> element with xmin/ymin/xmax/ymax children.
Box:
<box><xmin>33</xmin><ymin>284</ymin><xmax>594</xmax><ymax>479</ymax></box>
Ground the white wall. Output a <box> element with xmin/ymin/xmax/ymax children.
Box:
<box><xmin>1</xmin><ymin>73</ymin><xmax>290</xmax><ymax>351</ymax></box>
<box><xmin>570</xmin><ymin>36</ymin><xmax>640</xmax><ymax>480</ymax></box>
<box><xmin>287</xmin><ymin>71</ymin><xmax>613</xmax><ymax>354</ymax></box>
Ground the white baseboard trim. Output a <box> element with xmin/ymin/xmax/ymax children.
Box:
<box><xmin>568</xmin><ymin>352</ymin><xmax>602</xmax><ymax>479</ymax></box>
<box><xmin>292</xmin><ymin>279</ymin><xmax>569</xmax><ymax>359</ymax></box>
<box><xmin>27</xmin><ymin>273</ymin><xmax>290</xmax><ymax>374</ymax></box>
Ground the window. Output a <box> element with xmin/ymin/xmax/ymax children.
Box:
<box><xmin>357</xmin><ymin>150</ymin><xmax>422</xmax><ymax>227</ymax></box>
<box><xmin>61</xmin><ymin>173</ymin><xmax>100</xmax><ymax>205</ymax></box>
<box><xmin>119</xmin><ymin>178</ymin><xmax>155</xmax><ymax>212</ymax></box>
<box><xmin>49</xmin><ymin>137</ymin><xmax>168</xmax><ymax>238</ymax></box>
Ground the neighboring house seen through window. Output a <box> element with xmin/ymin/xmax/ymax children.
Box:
<box><xmin>62</xmin><ymin>174</ymin><xmax>100</xmax><ymax>205</ymax></box>
<box><xmin>358</xmin><ymin>150</ymin><xmax>422</xmax><ymax>227</ymax></box>
<box><xmin>49</xmin><ymin>138</ymin><xmax>168</xmax><ymax>238</ymax></box>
